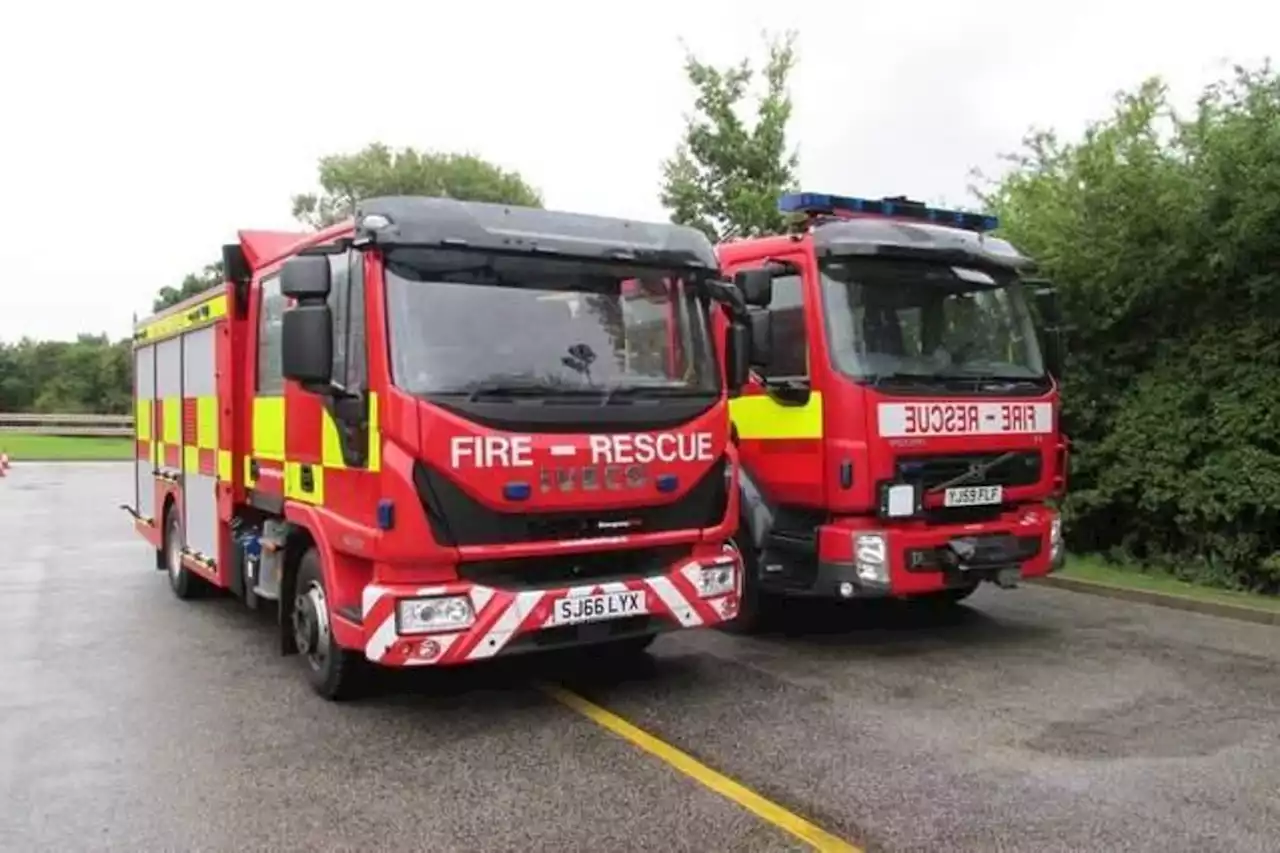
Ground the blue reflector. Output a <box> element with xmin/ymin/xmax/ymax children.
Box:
<box><xmin>376</xmin><ymin>499</ymin><xmax>395</xmax><ymax>531</ymax></box>
<box><xmin>503</xmin><ymin>481</ymin><xmax>532</xmax><ymax>501</ymax></box>
<box><xmin>656</xmin><ymin>474</ymin><xmax>679</xmax><ymax>494</ymax></box>
<box><xmin>778</xmin><ymin>191</ymin><xmax>999</xmax><ymax>232</ymax></box>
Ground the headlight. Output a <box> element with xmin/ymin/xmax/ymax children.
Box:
<box><xmin>1050</xmin><ymin>516</ymin><xmax>1064</xmax><ymax>560</ymax></box>
<box><xmin>396</xmin><ymin>595</ymin><xmax>476</xmax><ymax>634</ymax></box>
<box><xmin>854</xmin><ymin>532</ymin><xmax>889</xmax><ymax>583</ymax></box>
<box><xmin>696</xmin><ymin>562</ymin><xmax>737</xmax><ymax>598</ymax></box>
<box><xmin>881</xmin><ymin>483</ymin><xmax>918</xmax><ymax>519</ymax></box>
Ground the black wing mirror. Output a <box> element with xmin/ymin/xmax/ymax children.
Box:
<box><xmin>735</xmin><ymin>269</ymin><xmax>773</xmax><ymax>308</ymax></box>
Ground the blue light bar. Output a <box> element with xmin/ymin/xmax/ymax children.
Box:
<box><xmin>778</xmin><ymin>192</ymin><xmax>999</xmax><ymax>233</ymax></box>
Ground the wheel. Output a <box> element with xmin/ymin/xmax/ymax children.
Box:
<box><xmin>291</xmin><ymin>548</ymin><xmax>366</xmax><ymax>701</ymax></box>
<box><xmin>163</xmin><ymin>508</ymin><xmax>204</xmax><ymax>600</ymax></box>
<box><xmin>718</xmin><ymin>532</ymin><xmax>773</xmax><ymax>635</ymax></box>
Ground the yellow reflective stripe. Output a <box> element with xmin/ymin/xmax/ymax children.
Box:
<box><xmin>320</xmin><ymin>392</ymin><xmax>380</xmax><ymax>473</ymax></box>
<box><xmin>196</xmin><ymin>396</ymin><xmax>218</xmax><ymax>449</ymax></box>
<box><xmin>729</xmin><ymin>391</ymin><xmax>824</xmax><ymax>440</ymax></box>
<box><xmin>136</xmin><ymin>399</ymin><xmax>152</xmax><ymax>441</ymax></box>
<box><xmin>153</xmin><ymin>441</ymin><xmax>163</xmax><ymax>466</ymax></box>
<box><xmin>218</xmin><ymin>450</ymin><xmax>233</xmax><ymax>483</ymax></box>
<box><xmin>243</xmin><ymin>455</ymin><xmax>256</xmax><ymax>487</ymax></box>
<box><xmin>183</xmin><ymin>445</ymin><xmax>200</xmax><ymax>472</ymax></box>
<box><xmin>135</xmin><ymin>292</ymin><xmax>229</xmax><ymax>344</ymax></box>
<box><xmin>284</xmin><ymin>461</ymin><xmax>325</xmax><ymax>505</ymax></box>
<box><xmin>162</xmin><ymin>397</ymin><xmax>182</xmax><ymax>444</ymax></box>
<box><xmin>321</xmin><ymin>410</ymin><xmax>346</xmax><ymax>469</ymax></box>
<box><xmin>368</xmin><ymin>391</ymin><xmax>381</xmax><ymax>472</ymax></box>
<box><xmin>252</xmin><ymin>396</ymin><xmax>285</xmax><ymax>461</ymax></box>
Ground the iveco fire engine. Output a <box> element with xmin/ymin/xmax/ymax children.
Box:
<box><xmin>125</xmin><ymin>196</ymin><xmax>752</xmax><ymax>699</ymax></box>
<box><xmin>717</xmin><ymin>192</ymin><xmax>1068</xmax><ymax>630</ymax></box>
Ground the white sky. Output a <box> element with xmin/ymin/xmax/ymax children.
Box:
<box><xmin>0</xmin><ymin>0</ymin><xmax>1274</xmax><ymax>342</ymax></box>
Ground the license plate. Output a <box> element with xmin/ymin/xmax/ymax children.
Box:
<box><xmin>943</xmin><ymin>485</ymin><xmax>1003</xmax><ymax>507</ymax></box>
<box><xmin>552</xmin><ymin>590</ymin><xmax>646</xmax><ymax>626</ymax></box>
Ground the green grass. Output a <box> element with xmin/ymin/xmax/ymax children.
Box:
<box><xmin>0</xmin><ymin>432</ymin><xmax>134</xmax><ymax>462</ymax></box>
<box><xmin>1062</xmin><ymin>555</ymin><xmax>1280</xmax><ymax>614</ymax></box>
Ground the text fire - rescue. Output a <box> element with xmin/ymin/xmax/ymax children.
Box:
<box><xmin>450</xmin><ymin>431</ymin><xmax>715</xmax><ymax>469</ymax></box>
<box><xmin>878</xmin><ymin>402</ymin><xmax>1053</xmax><ymax>437</ymax></box>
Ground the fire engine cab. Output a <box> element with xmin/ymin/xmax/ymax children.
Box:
<box><xmin>126</xmin><ymin>196</ymin><xmax>752</xmax><ymax>699</ymax></box>
<box><xmin>718</xmin><ymin>192</ymin><xmax>1068</xmax><ymax>630</ymax></box>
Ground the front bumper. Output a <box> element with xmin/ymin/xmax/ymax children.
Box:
<box><xmin>803</xmin><ymin>505</ymin><xmax>1062</xmax><ymax>599</ymax></box>
<box><xmin>358</xmin><ymin>547</ymin><xmax>742</xmax><ymax>667</ymax></box>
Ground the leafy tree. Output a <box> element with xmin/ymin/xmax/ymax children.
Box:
<box><xmin>153</xmin><ymin>262</ymin><xmax>224</xmax><ymax>313</ymax></box>
<box><xmin>660</xmin><ymin>31</ymin><xmax>801</xmax><ymax>243</ymax></box>
<box><xmin>290</xmin><ymin>143</ymin><xmax>544</xmax><ymax>229</ymax></box>
<box><xmin>975</xmin><ymin>63</ymin><xmax>1280</xmax><ymax>592</ymax></box>
<box><xmin>0</xmin><ymin>335</ymin><xmax>132</xmax><ymax>414</ymax></box>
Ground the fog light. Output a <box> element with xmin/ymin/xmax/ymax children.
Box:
<box><xmin>696</xmin><ymin>564</ymin><xmax>736</xmax><ymax>598</ymax></box>
<box><xmin>838</xmin><ymin>581</ymin><xmax>856</xmax><ymax>598</ymax></box>
<box><xmin>854</xmin><ymin>532</ymin><xmax>889</xmax><ymax>584</ymax></box>
<box><xmin>396</xmin><ymin>595</ymin><xmax>475</xmax><ymax>634</ymax></box>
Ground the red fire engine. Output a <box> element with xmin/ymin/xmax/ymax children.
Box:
<box><xmin>717</xmin><ymin>192</ymin><xmax>1068</xmax><ymax>630</ymax></box>
<box><xmin>126</xmin><ymin>196</ymin><xmax>752</xmax><ymax>699</ymax></box>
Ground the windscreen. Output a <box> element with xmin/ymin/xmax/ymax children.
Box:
<box><xmin>819</xmin><ymin>257</ymin><xmax>1046</xmax><ymax>383</ymax></box>
<box><xmin>383</xmin><ymin>248</ymin><xmax>720</xmax><ymax>397</ymax></box>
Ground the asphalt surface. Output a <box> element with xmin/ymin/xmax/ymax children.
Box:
<box><xmin>1</xmin><ymin>464</ymin><xmax>1278</xmax><ymax>852</ymax></box>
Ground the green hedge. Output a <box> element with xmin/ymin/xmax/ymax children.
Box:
<box><xmin>982</xmin><ymin>67</ymin><xmax>1280</xmax><ymax>593</ymax></box>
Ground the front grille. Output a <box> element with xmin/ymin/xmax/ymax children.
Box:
<box><xmin>457</xmin><ymin>544</ymin><xmax>692</xmax><ymax>590</ymax></box>
<box><xmin>413</xmin><ymin>455</ymin><xmax>728</xmax><ymax>547</ymax></box>
<box><xmin>895</xmin><ymin>451</ymin><xmax>1042</xmax><ymax>491</ymax></box>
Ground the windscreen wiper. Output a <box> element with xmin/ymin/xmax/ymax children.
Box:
<box><xmin>599</xmin><ymin>384</ymin><xmax>710</xmax><ymax>406</ymax></box>
<box><xmin>457</xmin><ymin>381</ymin><xmax>601</xmax><ymax>403</ymax></box>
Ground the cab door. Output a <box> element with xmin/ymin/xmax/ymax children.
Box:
<box><xmin>724</xmin><ymin>253</ymin><xmax>826</xmax><ymax>509</ymax></box>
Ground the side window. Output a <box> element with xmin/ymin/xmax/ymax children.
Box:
<box><xmin>768</xmin><ymin>272</ymin><xmax>809</xmax><ymax>378</ymax></box>
<box><xmin>327</xmin><ymin>250</ymin><xmax>367</xmax><ymax>391</ymax></box>
<box><xmin>256</xmin><ymin>275</ymin><xmax>285</xmax><ymax>395</ymax></box>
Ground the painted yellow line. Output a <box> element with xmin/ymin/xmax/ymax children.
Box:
<box><xmin>538</xmin><ymin>682</ymin><xmax>862</xmax><ymax>853</ymax></box>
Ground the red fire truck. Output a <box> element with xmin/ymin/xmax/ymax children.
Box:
<box><xmin>717</xmin><ymin>192</ymin><xmax>1068</xmax><ymax>630</ymax></box>
<box><xmin>126</xmin><ymin>196</ymin><xmax>752</xmax><ymax>699</ymax></box>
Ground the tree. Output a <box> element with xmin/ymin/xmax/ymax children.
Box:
<box><xmin>290</xmin><ymin>143</ymin><xmax>544</xmax><ymax>229</ymax></box>
<box><xmin>153</xmin><ymin>262</ymin><xmax>224</xmax><ymax>313</ymax></box>
<box><xmin>974</xmin><ymin>63</ymin><xmax>1280</xmax><ymax>592</ymax></box>
<box><xmin>660</xmin><ymin>31</ymin><xmax>801</xmax><ymax>243</ymax></box>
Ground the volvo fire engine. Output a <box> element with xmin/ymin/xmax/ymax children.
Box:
<box><xmin>125</xmin><ymin>196</ymin><xmax>752</xmax><ymax>699</ymax></box>
<box><xmin>718</xmin><ymin>192</ymin><xmax>1068</xmax><ymax>630</ymax></box>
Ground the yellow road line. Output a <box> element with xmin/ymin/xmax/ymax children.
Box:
<box><xmin>538</xmin><ymin>682</ymin><xmax>862</xmax><ymax>853</ymax></box>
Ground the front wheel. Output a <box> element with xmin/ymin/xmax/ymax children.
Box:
<box><xmin>292</xmin><ymin>548</ymin><xmax>367</xmax><ymax>701</ymax></box>
<box><xmin>719</xmin><ymin>534</ymin><xmax>773</xmax><ymax>635</ymax></box>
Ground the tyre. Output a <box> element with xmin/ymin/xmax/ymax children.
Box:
<box><xmin>163</xmin><ymin>507</ymin><xmax>204</xmax><ymax>600</ymax></box>
<box><xmin>291</xmin><ymin>547</ymin><xmax>366</xmax><ymax>701</ymax></box>
<box><xmin>719</xmin><ymin>533</ymin><xmax>773</xmax><ymax>635</ymax></box>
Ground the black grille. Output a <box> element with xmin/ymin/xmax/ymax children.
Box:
<box><xmin>895</xmin><ymin>451</ymin><xmax>1042</xmax><ymax>491</ymax></box>
<box><xmin>457</xmin><ymin>545</ymin><xmax>691</xmax><ymax>590</ymax></box>
<box><xmin>413</xmin><ymin>455</ymin><xmax>728</xmax><ymax>547</ymax></box>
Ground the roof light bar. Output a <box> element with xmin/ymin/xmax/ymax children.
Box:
<box><xmin>778</xmin><ymin>192</ymin><xmax>999</xmax><ymax>233</ymax></box>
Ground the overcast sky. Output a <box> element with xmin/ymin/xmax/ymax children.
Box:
<box><xmin>0</xmin><ymin>1</ymin><xmax>1274</xmax><ymax>342</ymax></box>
